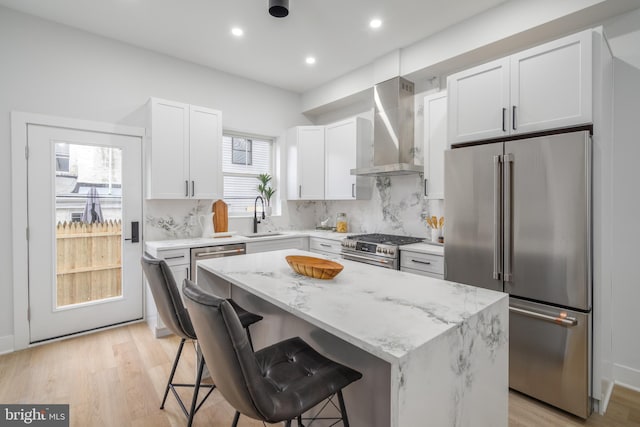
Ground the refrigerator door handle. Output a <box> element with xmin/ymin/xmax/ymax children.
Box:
<box><xmin>503</xmin><ymin>153</ymin><xmax>514</xmax><ymax>282</ymax></box>
<box><xmin>493</xmin><ymin>155</ymin><xmax>502</xmax><ymax>280</ymax></box>
<box><xmin>509</xmin><ymin>306</ymin><xmax>578</xmax><ymax>327</ymax></box>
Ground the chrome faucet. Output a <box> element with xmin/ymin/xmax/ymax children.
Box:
<box><xmin>253</xmin><ymin>196</ymin><xmax>265</xmax><ymax>233</ymax></box>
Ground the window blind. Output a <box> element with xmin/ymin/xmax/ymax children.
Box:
<box><xmin>222</xmin><ymin>135</ymin><xmax>273</xmax><ymax>214</ymax></box>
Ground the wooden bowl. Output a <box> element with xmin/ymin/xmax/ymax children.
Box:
<box><xmin>285</xmin><ymin>255</ymin><xmax>344</xmax><ymax>280</ymax></box>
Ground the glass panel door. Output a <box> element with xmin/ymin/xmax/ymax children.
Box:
<box><xmin>28</xmin><ymin>125</ymin><xmax>142</xmax><ymax>342</ymax></box>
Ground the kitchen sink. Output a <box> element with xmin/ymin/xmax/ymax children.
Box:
<box><xmin>244</xmin><ymin>233</ymin><xmax>284</xmax><ymax>238</ymax></box>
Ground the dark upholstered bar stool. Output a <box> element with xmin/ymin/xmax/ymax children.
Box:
<box><xmin>182</xmin><ymin>278</ymin><xmax>363</xmax><ymax>427</ymax></box>
<box><xmin>141</xmin><ymin>254</ymin><xmax>263</xmax><ymax>427</ymax></box>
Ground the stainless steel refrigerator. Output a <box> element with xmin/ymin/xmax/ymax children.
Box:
<box><xmin>444</xmin><ymin>130</ymin><xmax>592</xmax><ymax>418</ymax></box>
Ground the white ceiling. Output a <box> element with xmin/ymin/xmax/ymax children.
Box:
<box><xmin>0</xmin><ymin>0</ymin><xmax>508</xmax><ymax>93</ymax></box>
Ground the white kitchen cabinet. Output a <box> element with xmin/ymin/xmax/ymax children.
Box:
<box><xmin>423</xmin><ymin>92</ymin><xmax>448</xmax><ymax>199</ymax></box>
<box><xmin>146</xmin><ymin>98</ymin><xmax>223</xmax><ymax>199</ymax></box>
<box><xmin>510</xmin><ymin>30</ymin><xmax>592</xmax><ymax>135</ymax></box>
<box><xmin>400</xmin><ymin>250</ymin><xmax>444</xmax><ymax>279</ymax></box>
<box><xmin>448</xmin><ymin>58</ymin><xmax>510</xmax><ymax>144</ymax></box>
<box><xmin>286</xmin><ymin>126</ymin><xmax>325</xmax><ymax>200</ymax></box>
<box><xmin>309</xmin><ymin>237</ymin><xmax>343</xmax><ymax>259</ymax></box>
<box><xmin>325</xmin><ymin>117</ymin><xmax>371</xmax><ymax>200</ymax></box>
<box><xmin>246</xmin><ymin>236</ymin><xmax>309</xmax><ymax>254</ymax></box>
<box><xmin>447</xmin><ymin>29</ymin><xmax>592</xmax><ymax>144</ymax></box>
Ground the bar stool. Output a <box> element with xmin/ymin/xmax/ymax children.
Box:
<box><xmin>141</xmin><ymin>254</ymin><xmax>263</xmax><ymax>427</ymax></box>
<box><xmin>182</xmin><ymin>278</ymin><xmax>362</xmax><ymax>427</ymax></box>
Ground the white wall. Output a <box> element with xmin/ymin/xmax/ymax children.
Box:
<box><xmin>0</xmin><ymin>6</ymin><xmax>310</xmax><ymax>346</ymax></box>
<box><xmin>612</xmin><ymin>58</ymin><xmax>640</xmax><ymax>391</ymax></box>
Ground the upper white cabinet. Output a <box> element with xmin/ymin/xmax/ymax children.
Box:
<box><xmin>287</xmin><ymin>118</ymin><xmax>371</xmax><ymax>201</ymax></box>
<box><xmin>447</xmin><ymin>29</ymin><xmax>592</xmax><ymax>144</ymax></box>
<box><xmin>325</xmin><ymin>117</ymin><xmax>371</xmax><ymax>200</ymax></box>
<box><xmin>448</xmin><ymin>58</ymin><xmax>510</xmax><ymax>144</ymax></box>
<box><xmin>146</xmin><ymin>98</ymin><xmax>223</xmax><ymax>199</ymax></box>
<box><xmin>287</xmin><ymin>126</ymin><xmax>325</xmax><ymax>200</ymax></box>
<box><xmin>423</xmin><ymin>92</ymin><xmax>448</xmax><ymax>200</ymax></box>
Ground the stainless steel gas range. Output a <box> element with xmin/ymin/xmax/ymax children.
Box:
<box><xmin>341</xmin><ymin>233</ymin><xmax>424</xmax><ymax>269</ymax></box>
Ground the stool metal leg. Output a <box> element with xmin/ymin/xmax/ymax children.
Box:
<box><xmin>161</xmin><ymin>338</ymin><xmax>186</xmax><ymax>409</ymax></box>
<box><xmin>187</xmin><ymin>352</ymin><xmax>205</xmax><ymax>427</ymax></box>
<box><xmin>231</xmin><ymin>411</ymin><xmax>241</xmax><ymax>427</ymax></box>
<box><xmin>297</xmin><ymin>415</ymin><xmax>304</xmax><ymax>426</ymax></box>
<box><xmin>337</xmin><ymin>390</ymin><xmax>350</xmax><ymax>427</ymax></box>
<box><xmin>284</xmin><ymin>421</ymin><xmax>292</xmax><ymax>427</ymax></box>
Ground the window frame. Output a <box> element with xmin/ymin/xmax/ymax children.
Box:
<box><xmin>222</xmin><ymin>130</ymin><xmax>277</xmax><ymax>218</ymax></box>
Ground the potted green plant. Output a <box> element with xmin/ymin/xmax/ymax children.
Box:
<box><xmin>257</xmin><ymin>173</ymin><xmax>276</xmax><ymax>215</ymax></box>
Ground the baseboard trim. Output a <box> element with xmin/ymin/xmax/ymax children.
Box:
<box><xmin>614</xmin><ymin>363</ymin><xmax>640</xmax><ymax>392</ymax></box>
<box><xmin>0</xmin><ymin>335</ymin><xmax>14</xmax><ymax>355</ymax></box>
<box><xmin>599</xmin><ymin>379</ymin><xmax>615</xmax><ymax>414</ymax></box>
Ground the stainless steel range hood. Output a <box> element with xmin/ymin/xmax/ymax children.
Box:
<box><xmin>351</xmin><ymin>76</ymin><xmax>421</xmax><ymax>176</ymax></box>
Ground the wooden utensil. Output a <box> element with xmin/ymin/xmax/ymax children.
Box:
<box><xmin>212</xmin><ymin>200</ymin><xmax>228</xmax><ymax>233</ymax></box>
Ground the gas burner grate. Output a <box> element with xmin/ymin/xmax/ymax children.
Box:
<box><xmin>347</xmin><ymin>233</ymin><xmax>424</xmax><ymax>245</ymax></box>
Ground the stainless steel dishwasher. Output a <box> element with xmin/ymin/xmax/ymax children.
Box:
<box><xmin>190</xmin><ymin>243</ymin><xmax>246</xmax><ymax>281</ymax></box>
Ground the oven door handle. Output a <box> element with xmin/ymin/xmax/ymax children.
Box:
<box><xmin>341</xmin><ymin>252</ymin><xmax>395</xmax><ymax>267</ymax></box>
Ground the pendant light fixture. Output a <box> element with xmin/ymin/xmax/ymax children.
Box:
<box><xmin>269</xmin><ymin>0</ymin><xmax>289</xmax><ymax>18</ymax></box>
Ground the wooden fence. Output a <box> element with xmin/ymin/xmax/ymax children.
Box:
<box><xmin>56</xmin><ymin>220</ymin><xmax>122</xmax><ymax>307</ymax></box>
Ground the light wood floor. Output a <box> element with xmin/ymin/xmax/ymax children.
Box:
<box><xmin>1</xmin><ymin>322</ymin><xmax>639</xmax><ymax>427</ymax></box>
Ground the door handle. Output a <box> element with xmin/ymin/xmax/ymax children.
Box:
<box><xmin>424</xmin><ymin>178</ymin><xmax>428</xmax><ymax>197</ymax></box>
<box><xmin>185</xmin><ymin>180</ymin><xmax>189</xmax><ymax>197</ymax></box>
<box><xmin>124</xmin><ymin>221</ymin><xmax>139</xmax><ymax>243</ymax></box>
<box><xmin>352</xmin><ymin>183</ymin><xmax>355</xmax><ymax>198</ymax></box>
<box><xmin>512</xmin><ymin>106</ymin><xmax>517</xmax><ymax>130</ymax></box>
<box><xmin>191</xmin><ymin>180</ymin><xmax>195</xmax><ymax>197</ymax></box>
<box><xmin>502</xmin><ymin>108</ymin><xmax>507</xmax><ymax>132</ymax></box>
<box><xmin>411</xmin><ymin>259</ymin><xmax>432</xmax><ymax>265</ymax></box>
<box><xmin>492</xmin><ymin>155</ymin><xmax>502</xmax><ymax>280</ymax></box>
<box><xmin>503</xmin><ymin>153</ymin><xmax>513</xmax><ymax>282</ymax></box>
<box><xmin>509</xmin><ymin>306</ymin><xmax>578</xmax><ymax>327</ymax></box>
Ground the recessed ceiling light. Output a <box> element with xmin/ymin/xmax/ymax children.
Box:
<box><xmin>305</xmin><ymin>56</ymin><xmax>316</xmax><ymax>65</ymax></box>
<box><xmin>369</xmin><ymin>18</ymin><xmax>382</xmax><ymax>29</ymax></box>
<box><xmin>231</xmin><ymin>27</ymin><xmax>244</xmax><ymax>37</ymax></box>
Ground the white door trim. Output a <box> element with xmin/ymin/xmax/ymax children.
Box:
<box><xmin>11</xmin><ymin>111</ymin><xmax>145</xmax><ymax>351</ymax></box>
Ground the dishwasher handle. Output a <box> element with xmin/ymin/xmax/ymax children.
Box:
<box><xmin>194</xmin><ymin>248</ymin><xmax>245</xmax><ymax>258</ymax></box>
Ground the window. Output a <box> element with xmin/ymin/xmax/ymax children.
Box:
<box><xmin>223</xmin><ymin>133</ymin><xmax>274</xmax><ymax>215</ymax></box>
<box><xmin>232</xmin><ymin>138</ymin><xmax>252</xmax><ymax>165</ymax></box>
<box><xmin>55</xmin><ymin>143</ymin><xmax>70</xmax><ymax>173</ymax></box>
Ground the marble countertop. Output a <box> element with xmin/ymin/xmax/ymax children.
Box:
<box><xmin>145</xmin><ymin>229</ymin><xmax>352</xmax><ymax>251</ymax></box>
<box><xmin>197</xmin><ymin>249</ymin><xmax>506</xmax><ymax>364</ymax></box>
<box><xmin>400</xmin><ymin>242</ymin><xmax>444</xmax><ymax>256</ymax></box>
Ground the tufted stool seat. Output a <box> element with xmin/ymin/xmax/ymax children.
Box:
<box><xmin>182</xmin><ymin>278</ymin><xmax>362</xmax><ymax>427</ymax></box>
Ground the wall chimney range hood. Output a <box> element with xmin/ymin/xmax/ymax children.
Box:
<box><xmin>351</xmin><ymin>76</ymin><xmax>421</xmax><ymax>177</ymax></box>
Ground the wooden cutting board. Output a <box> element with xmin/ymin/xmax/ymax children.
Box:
<box><xmin>212</xmin><ymin>200</ymin><xmax>228</xmax><ymax>233</ymax></box>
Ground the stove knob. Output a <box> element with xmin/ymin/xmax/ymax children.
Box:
<box><xmin>389</xmin><ymin>249</ymin><xmax>395</xmax><ymax>256</ymax></box>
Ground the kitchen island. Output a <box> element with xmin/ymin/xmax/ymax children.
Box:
<box><xmin>196</xmin><ymin>249</ymin><xmax>508</xmax><ymax>427</ymax></box>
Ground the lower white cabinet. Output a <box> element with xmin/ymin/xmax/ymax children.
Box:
<box><xmin>246</xmin><ymin>236</ymin><xmax>309</xmax><ymax>254</ymax></box>
<box><xmin>309</xmin><ymin>237</ymin><xmax>343</xmax><ymax>259</ymax></box>
<box><xmin>400</xmin><ymin>250</ymin><xmax>444</xmax><ymax>279</ymax></box>
<box><xmin>145</xmin><ymin>248</ymin><xmax>190</xmax><ymax>337</ymax></box>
